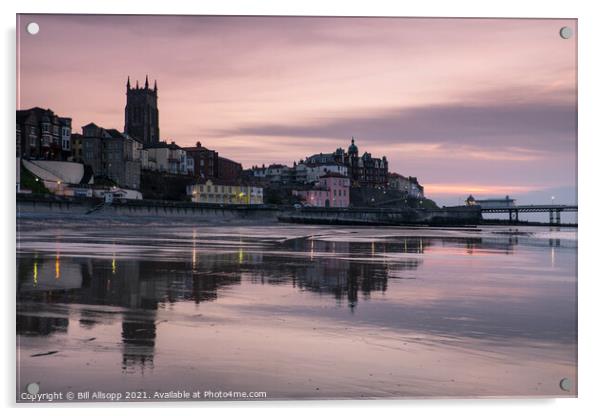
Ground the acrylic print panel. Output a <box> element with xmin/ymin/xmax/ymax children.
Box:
<box><xmin>16</xmin><ymin>14</ymin><xmax>577</xmax><ymax>402</ymax></box>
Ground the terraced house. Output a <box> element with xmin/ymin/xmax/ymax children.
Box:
<box><xmin>16</xmin><ymin>107</ymin><xmax>72</xmax><ymax>161</ymax></box>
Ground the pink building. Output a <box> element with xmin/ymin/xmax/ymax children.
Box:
<box><xmin>294</xmin><ymin>172</ymin><xmax>350</xmax><ymax>208</ymax></box>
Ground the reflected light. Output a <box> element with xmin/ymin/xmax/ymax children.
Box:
<box><xmin>112</xmin><ymin>242</ymin><xmax>117</xmax><ymax>274</ymax></box>
<box><xmin>55</xmin><ymin>254</ymin><xmax>60</xmax><ymax>279</ymax></box>
<box><xmin>192</xmin><ymin>229</ymin><xmax>197</xmax><ymax>269</ymax></box>
<box><xmin>33</xmin><ymin>260</ymin><xmax>38</xmax><ymax>286</ymax></box>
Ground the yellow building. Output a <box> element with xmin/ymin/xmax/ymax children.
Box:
<box><xmin>187</xmin><ymin>180</ymin><xmax>263</xmax><ymax>205</ymax></box>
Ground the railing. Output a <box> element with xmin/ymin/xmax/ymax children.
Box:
<box><xmin>481</xmin><ymin>205</ymin><xmax>578</xmax><ymax>213</ymax></box>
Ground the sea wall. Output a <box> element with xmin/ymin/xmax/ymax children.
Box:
<box><xmin>279</xmin><ymin>206</ymin><xmax>482</xmax><ymax>226</ymax></box>
<box><xmin>17</xmin><ymin>195</ymin><xmax>280</xmax><ymax>221</ymax></box>
<box><xmin>17</xmin><ymin>195</ymin><xmax>481</xmax><ymax>225</ymax></box>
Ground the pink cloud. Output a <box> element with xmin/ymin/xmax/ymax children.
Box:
<box><xmin>17</xmin><ymin>15</ymin><xmax>577</xmax><ymax>203</ymax></box>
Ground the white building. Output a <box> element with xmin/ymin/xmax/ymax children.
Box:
<box><xmin>388</xmin><ymin>173</ymin><xmax>424</xmax><ymax>198</ymax></box>
<box><xmin>249</xmin><ymin>164</ymin><xmax>293</xmax><ymax>183</ymax></box>
<box><xmin>304</xmin><ymin>163</ymin><xmax>348</xmax><ymax>184</ymax></box>
<box><xmin>61</xmin><ymin>124</ymin><xmax>71</xmax><ymax>153</ymax></box>
<box><xmin>145</xmin><ymin>141</ymin><xmax>191</xmax><ymax>175</ymax></box>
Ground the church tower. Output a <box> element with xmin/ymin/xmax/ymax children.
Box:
<box><xmin>124</xmin><ymin>76</ymin><xmax>160</xmax><ymax>146</ymax></box>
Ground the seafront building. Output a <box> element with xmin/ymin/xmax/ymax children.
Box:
<box><xmin>306</xmin><ymin>138</ymin><xmax>388</xmax><ymax>188</ymax></box>
<box><xmin>187</xmin><ymin>179</ymin><xmax>263</xmax><ymax>205</ymax></box>
<box><xmin>293</xmin><ymin>172</ymin><xmax>350</xmax><ymax>208</ymax></box>
<box><xmin>79</xmin><ymin>122</ymin><xmax>143</xmax><ymax>190</ymax></box>
<box><xmin>248</xmin><ymin>161</ymin><xmax>348</xmax><ymax>185</ymax></box>
<box><xmin>249</xmin><ymin>164</ymin><xmax>294</xmax><ymax>184</ymax></box>
<box><xmin>144</xmin><ymin>141</ymin><xmax>191</xmax><ymax>175</ymax></box>
<box><xmin>304</xmin><ymin>163</ymin><xmax>348</xmax><ymax>184</ymax></box>
<box><xmin>388</xmin><ymin>173</ymin><xmax>424</xmax><ymax>198</ymax></box>
<box><xmin>182</xmin><ymin>141</ymin><xmax>243</xmax><ymax>181</ymax></box>
<box><xmin>16</xmin><ymin>107</ymin><xmax>72</xmax><ymax>161</ymax></box>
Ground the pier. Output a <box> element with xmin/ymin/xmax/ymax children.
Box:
<box><xmin>480</xmin><ymin>204</ymin><xmax>578</xmax><ymax>225</ymax></box>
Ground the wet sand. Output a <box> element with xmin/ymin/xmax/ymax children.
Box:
<box><xmin>16</xmin><ymin>219</ymin><xmax>577</xmax><ymax>401</ymax></box>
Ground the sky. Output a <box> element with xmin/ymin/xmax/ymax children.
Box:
<box><xmin>17</xmin><ymin>15</ymin><xmax>577</xmax><ymax>206</ymax></box>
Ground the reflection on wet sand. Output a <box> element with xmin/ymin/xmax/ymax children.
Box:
<box><xmin>16</xmin><ymin>222</ymin><xmax>577</xmax><ymax>399</ymax></box>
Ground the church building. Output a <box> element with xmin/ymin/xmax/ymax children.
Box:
<box><xmin>124</xmin><ymin>76</ymin><xmax>160</xmax><ymax>146</ymax></box>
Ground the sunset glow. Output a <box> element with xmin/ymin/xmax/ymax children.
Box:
<box><xmin>17</xmin><ymin>15</ymin><xmax>577</xmax><ymax>204</ymax></box>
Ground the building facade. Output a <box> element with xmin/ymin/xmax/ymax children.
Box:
<box><xmin>388</xmin><ymin>173</ymin><xmax>424</xmax><ymax>198</ymax></box>
<box><xmin>293</xmin><ymin>172</ymin><xmax>350</xmax><ymax>208</ymax></box>
<box><xmin>183</xmin><ymin>142</ymin><xmax>243</xmax><ymax>181</ymax></box>
<box><xmin>183</xmin><ymin>142</ymin><xmax>219</xmax><ymax>179</ymax></box>
<box><xmin>304</xmin><ymin>163</ymin><xmax>348</xmax><ymax>184</ymax></box>
<box><xmin>16</xmin><ymin>107</ymin><xmax>72</xmax><ymax>161</ymax></box>
<box><xmin>71</xmin><ymin>133</ymin><xmax>84</xmax><ymax>162</ymax></box>
<box><xmin>294</xmin><ymin>162</ymin><xmax>308</xmax><ymax>184</ymax></box>
<box><xmin>104</xmin><ymin>129</ymin><xmax>142</xmax><ymax>190</ymax></box>
<box><xmin>187</xmin><ymin>179</ymin><xmax>263</xmax><ymax>205</ymax></box>
<box><xmin>144</xmin><ymin>141</ymin><xmax>191</xmax><ymax>175</ymax></box>
<box><xmin>124</xmin><ymin>76</ymin><xmax>160</xmax><ymax>146</ymax></box>
<box><xmin>218</xmin><ymin>156</ymin><xmax>243</xmax><ymax>182</ymax></box>
<box><xmin>249</xmin><ymin>164</ymin><xmax>294</xmax><ymax>184</ymax></box>
<box><xmin>306</xmin><ymin>138</ymin><xmax>388</xmax><ymax>188</ymax></box>
<box><xmin>80</xmin><ymin>122</ymin><xmax>142</xmax><ymax>189</ymax></box>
